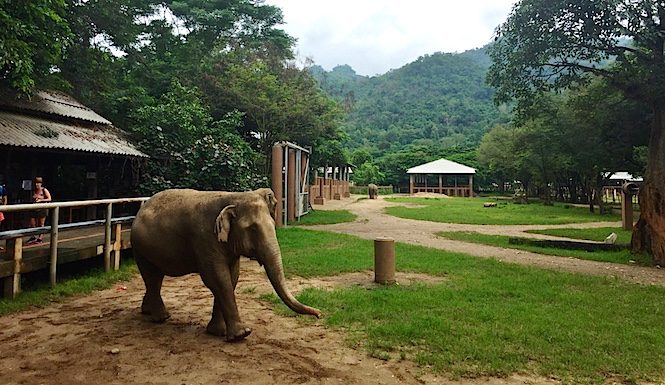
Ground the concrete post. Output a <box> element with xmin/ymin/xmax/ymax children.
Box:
<box><xmin>621</xmin><ymin>182</ymin><xmax>639</xmax><ymax>230</ymax></box>
<box><xmin>374</xmin><ymin>237</ymin><xmax>396</xmax><ymax>285</ymax></box>
<box><xmin>287</xmin><ymin>148</ymin><xmax>296</xmax><ymax>223</ymax></box>
<box><xmin>409</xmin><ymin>175</ymin><xmax>414</xmax><ymax>195</ymax></box>
<box><xmin>271</xmin><ymin>144</ymin><xmax>284</xmax><ymax>227</ymax></box>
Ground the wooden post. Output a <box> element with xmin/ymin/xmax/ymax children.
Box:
<box><xmin>3</xmin><ymin>238</ymin><xmax>23</xmax><ymax>299</ymax></box>
<box><xmin>409</xmin><ymin>175</ymin><xmax>414</xmax><ymax>195</ymax></box>
<box><xmin>104</xmin><ymin>203</ymin><xmax>112</xmax><ymax>272</ymax></box>
<box><xmin>49</xmin><ymin>206</ymin><xmax>59</xmax><ymax>287</ymax></box>
<box><xmin>438</xmin><ymin>175</ymin><xmax>442</xmax><ymax>194</ymax></box>
<box><xmin>271</xmin><ymin>144</ymin><xmax>284</xmax><ymax>227</ymax></box>
<box><xmin>469</xmin><ymin>175</ymin><xmax>474</xmax><ymax>198</ymax></box>
<box><xmin>113</xmin><ymin>223</ymin><xmax>122</xmax><ymax>271</ymax></box>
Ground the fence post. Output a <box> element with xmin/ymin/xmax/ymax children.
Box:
<box><xmin>113</xmin><ymin>223</ymin><xmax>122</xmax><ymax>271</ymax></box>
<box><xmin>104</xmin><ymin>203</ymin><xmax>112</xmax><ymax>272</ymax></box>
<box><xmin>3</xmin><ymin>238</ymin><xmax>23</xmax><ymax>298</ymax></box>
<box><xmin>49</xmin><ymin>206</ymin><xmax>60</xmax><ymax>287</ymax></box>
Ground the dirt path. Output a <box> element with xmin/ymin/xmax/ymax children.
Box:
<box><xmin>2</xmin><ymin>195</ymin><xmax>659</xmax><ymax>385</ymax></box>
<box><xmin>307</xmin><ymin>196</ymin><xmax>665</xmax><ymax>287</ymax></box>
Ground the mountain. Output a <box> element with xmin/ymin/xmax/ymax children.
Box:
<box><xmin>310</xmin><ymin>47</ymin><xmax>510</xmax><ymax>152</ymax></box>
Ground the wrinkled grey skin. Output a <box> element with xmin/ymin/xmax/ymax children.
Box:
<box><xmin>131</xmin><ymin>188</ymin><xmax>321</xmax><ymax>342</ymax></box>
<box><xmin>368</xmin><ymin>184</ymin><xmax>378</xmax><ymax>199</ymax></box>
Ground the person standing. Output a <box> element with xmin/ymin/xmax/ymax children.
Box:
<box><xmin>26</xmin><ymin>176</ymin><xmax>52</xmax><ymax>245</ymax></box>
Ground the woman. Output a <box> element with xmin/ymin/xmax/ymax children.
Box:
<box><xmin>26</xmin><ymin>176</ymin><xmax>52</xmax><ymax>245</ymax></box>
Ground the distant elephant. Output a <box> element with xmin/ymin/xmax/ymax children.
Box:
<box><xmin>130</xmin><ymin>188</ymin><xmax>321</xmax><ymax>342</ymax></box>
<box><xmin>368</xmin><ymin>184</ymin><xmax>378</xmax><ymax>199</ymax></box>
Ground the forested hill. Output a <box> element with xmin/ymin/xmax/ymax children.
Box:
<box><xmin>310</xmin><ymin>48</ymin><xmax>509</xmax><ymax>151</ymax></box>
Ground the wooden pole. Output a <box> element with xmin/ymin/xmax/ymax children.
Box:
<box><xmin>469</xmin><ymin>175</ymin><xmax>474</xmax><ymax>198</ymax></box>
<box><xmin>49</xmin><ymin>206</ymin><xmax>59</xmax><ymax>287</ymax></box>
<box><xmin>3</xmin><ymin>238</ymin><xmax>23</xmax><ymax>298</ymax></box>
<box><xmin>104</xmin><ymin>203</ymin><xmax>112</xmax><ymax>272</ymax></box>
<box><xmin>113</xmin><ymin>223</ymin><xmax>122</xmax><ymax>271</ymax></box>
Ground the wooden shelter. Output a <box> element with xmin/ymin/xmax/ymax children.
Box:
<box><xmin>407</xmin><ymin>158</ymin><xmax>476</xmax><ymax>197</ymax></box>
<box><xmin>0</xmin><ymin>90</ymin><xmax>147</xmax><ymax>225</ymax></box>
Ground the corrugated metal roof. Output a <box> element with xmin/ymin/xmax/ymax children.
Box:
<box><xmin>0</xmin><ymin>112</ymin><xmax>147</xmax><ymax>157</ymax></box>
<box><xmin>608</xmin><ymin>172</ymin><xmax>643</xmax><ymax>182</ymax></box>
<box><xmin>0</xmin><ymin>90</ymin><xmax>112</xmax><ymax>125</ymax></box>
<box><xmin>407</xmin><ymin>158</ymin><xmax>476</xmax><ymax>175</ymax></box>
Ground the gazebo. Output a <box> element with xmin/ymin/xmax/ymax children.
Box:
<box><xmin>407</xmin><ymin>158</ymin><xmax>476</xmax><ymax>197</ymax></box>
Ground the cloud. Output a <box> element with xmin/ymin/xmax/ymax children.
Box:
<box><xmin>266</xmin><ymin>0</ymin><xmax>517</xmax><ymax>76</ymax></box>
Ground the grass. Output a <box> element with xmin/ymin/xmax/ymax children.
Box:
<box><xmin>436</xmin><ymin>231</ymin><xmax>650</xmax><ymax>266</ymax></box>
<box><xmin>384</xmin><ymin>197</ymin><xmax>621</xmax><ymax>225</ymax></box>
<box><xmin>273</xmin><ymin>228</ymin><xmax>665</xmax><ymax>383</ymax></box>
<box><xmin>290</xmin><ymin>209</ymin><xmax>357</xmax><ymax>226</ymax></box>
<box><xmin>526</xmin><ymin>227</ymin><xmax>632</xmax><ymax>244</ymax></box>
<box><xmin>0</xmin><ymin>259</ymin><xmax>138</xmax><ymax>315</ymax></box>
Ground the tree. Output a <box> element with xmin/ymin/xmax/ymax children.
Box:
<box><xmin>129</xmin><ymin>81</ymin><xmax>263</xmax><ymax>193</ymax></box>
<box><xmin>488</xmin><ymin>0</ymin><xmax>665</xmax><ymax>263</ymax></box>
<box><xmin>0</xmin><ymin>0</ymin><xmax>72</xmax><ymax>95</ymax></box>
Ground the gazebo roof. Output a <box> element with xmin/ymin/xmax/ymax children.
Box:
<box><xmin>407</xmin><ymin>158</ymin><xmax>476</xmax><ymax>175</ymax></box>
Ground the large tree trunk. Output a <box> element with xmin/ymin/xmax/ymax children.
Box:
<box><xmin>631</xmin><ymin>105</ymin><xmax>665</xmax><ymax>264</ymax></box>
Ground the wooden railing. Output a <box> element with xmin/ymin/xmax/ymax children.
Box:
<box><xmin>0</xmin><ymin>197</ymin><xmax>149</xmax><ymax>299</ymax></box>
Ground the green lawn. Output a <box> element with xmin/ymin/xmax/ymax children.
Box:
<box><xmin>274</xmin><ymin>228</ymin><xmax>664</xmax><ymax>383</ymax></box>
<box><xmin>436</xmin><ymin>231</ymin><xmax>650</xmax><ymax>266</ymax></box>
<box><xmin>384</xmin><ymin>197</ymin><xmax>621</xmax><ymax>225</ymax></box>
<box><xmin>526</xmin><ymin>227</ymin><xmax>632</xmax><ymax>244</ymax></box>
<box><xmin>290</xmin><ymin>209</ymin><xmax>357</xmax><ymax>226</ymax></box>
<box><xmin>0</xmin><ymin>261</ymin><xmax>138</xmax><ymax>315</ymax></box>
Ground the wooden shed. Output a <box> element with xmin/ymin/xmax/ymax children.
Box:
<box><xmin>407</xmin><ymin>158</ymin><xmax>476</xmax><ymax>197</ymax></box>
<box><xmin>0</xmin><ymin>90</ymin><xmax>147</xmax><ymax>225</ymax></box>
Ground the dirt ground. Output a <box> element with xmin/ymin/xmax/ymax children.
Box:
<box><xmin>1</xmin><ymin>195</ymin><xmax>662</xmax><ymax>385</ymax></box>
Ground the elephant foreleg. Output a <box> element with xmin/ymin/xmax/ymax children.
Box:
<box><xmin>201</xmin><ymin>265</ymin><xmax>251</xmax><ymax>342</ymax></box>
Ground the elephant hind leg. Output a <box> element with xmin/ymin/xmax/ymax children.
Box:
<box><xmin>136</xmin><ymin>254</ymin><xmax>170</xmax><ymax>323</ymax></box>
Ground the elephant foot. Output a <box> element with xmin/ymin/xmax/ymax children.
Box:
<box><xmin>141</xmin><ymin>296</ymin><xmax>170</xmax><ymax>322</ymax></box>
<box><xmin>225</xmin><ymin>326</ymin><xmax>252</xmax><ymax>342</ymax></box>
<box><xmin>148</xmin><ymin>310</ymin><xmax>171</xmax><ymax>323</ymax></box>
<box><xmin>206</xmin><ymin>320</ymin><xmax>226</xmax><ymax>337</ymax></box>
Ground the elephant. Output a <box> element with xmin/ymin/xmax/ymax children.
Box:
<box><xmin>130</xmin><ymin>188</ymin><xmax>321</xmax><ymax>342</ymax></box>
<box><xmin>368</xmin><ymin>184</ymin><xmax>378</xmax><ymax>199</ymax></box>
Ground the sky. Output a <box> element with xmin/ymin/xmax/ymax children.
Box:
<box><xmin>264</xmin><ymin>0</ymin><xmax>519</xmax><ymax>77</ymax></box>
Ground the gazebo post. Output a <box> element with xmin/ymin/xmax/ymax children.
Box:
<box><xmin>469</xmin><ymin>174</ymin><xmax>474</xmax><ymax>197</ymax></box>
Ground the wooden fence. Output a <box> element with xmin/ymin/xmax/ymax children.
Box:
<box><xmin>0</xmin><ymin>197</ymin><xmax>148</xmax><ymax>299</ymax></box>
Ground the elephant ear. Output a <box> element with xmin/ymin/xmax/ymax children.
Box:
<box><xmin>266</xmin><ymin>191</ymin><xmax>277</xmax><ymax>220</ymax></box>
<box><xmin>214</xmin><ymin>205</ymin><xmax>236</xmax><ymax>242</ymax></box>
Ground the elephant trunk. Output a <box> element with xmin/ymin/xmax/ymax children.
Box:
<box><xmin>262</xmin><ymin>242</ymin><xmax>321</xmax><ymax>318</ymax></box>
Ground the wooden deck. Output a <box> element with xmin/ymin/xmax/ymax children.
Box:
<box><xmin>0</xmin><ymin>225</ymin><xmax>132</xmax><ymax>298</ymax></box>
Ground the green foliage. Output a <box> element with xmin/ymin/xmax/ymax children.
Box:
<box><xmin>0</xmin><ymin>0</ymin><xmax>72</xmax><ymax>95</ymax></box>
<box><xmin>277</xmin><ymin>229</ymin><xmax>665</xmax><ymax>382</ymax></box>
<box><xmin>384</xmin><ymin>197</ymin><xmax>620</xmax><ymax>225</ymax></box>
<box><xmin>352</xmin><ymin>163</ymin><xmax>384</xmax><ymax>185</ymax></box>
<box><xmin>130</xmin><ymin>81</ymin><xmax>263</xmax><ymax>193</ymax></box>
<box><xmin>311</xmin><ymin>49</ymin><xmax>510</xmax><ymax>153</ymax></box>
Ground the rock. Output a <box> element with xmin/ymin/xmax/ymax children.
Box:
<box><xmin>604</xmin><ymin>233</ymin><xmax>618</xmax><ymax>244</ymax></box>
<box><xmin>342</xmin><ymin>355</ymin><xmax>361</xmax><ymax>365</ymax></box>
<box><xmin>110</xmin><ymin>348</ymin><xmax>120</xmax><ymax>354</ymax></box>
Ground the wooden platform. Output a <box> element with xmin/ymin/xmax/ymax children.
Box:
<box><xmin>0</xmin><ymin>225</ymin><xmax>132</xmax><ymax>298</ymax></box>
